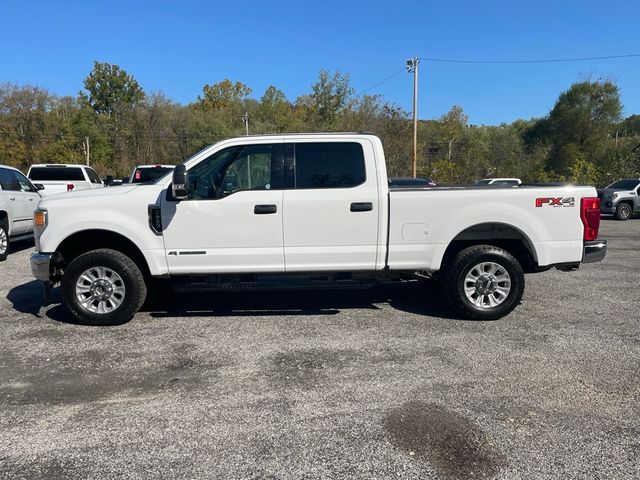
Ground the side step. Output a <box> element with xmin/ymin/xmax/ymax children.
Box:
<box><xmin>171</xmin><ymin>272</ymin><xmax>375</xmax><ymax>293</ymax></box>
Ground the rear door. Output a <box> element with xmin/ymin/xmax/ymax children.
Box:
<box><xmin>282</xmin><ymin>140</ymin><xmax>380</xmax><ymax>271</ymax></box>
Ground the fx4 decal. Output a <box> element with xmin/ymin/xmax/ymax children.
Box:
<box><xmin>535</xmin><ymin>197</ymin><xmax>575</xmax><ymax>208</ymax></box>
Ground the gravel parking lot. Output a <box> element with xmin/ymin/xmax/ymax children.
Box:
<box><xmin>1</xmin><ymin>220</ymin><xmax>639</xmax><ymax>479</ymax></box>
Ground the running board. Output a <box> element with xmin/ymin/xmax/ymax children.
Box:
<box><xmin>171</xmin><ymin>273</ymin><xmax>375</xmax><ymax>293</ymax></box>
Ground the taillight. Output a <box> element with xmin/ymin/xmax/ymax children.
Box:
<box><xmin>66</xmin><ymin>183</ymin><xmax>75</xmax><ymax>192</ymax></box>
<box><xmin>580</xmin><ymin>197</ymin><xmax>600</xmax><ymax>241</ymax></box>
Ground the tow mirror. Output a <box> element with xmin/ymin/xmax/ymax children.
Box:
<box><xmin>172</xmin><ymin>164</ymin><xmax>189</xmax><ymax>200</ymax></box>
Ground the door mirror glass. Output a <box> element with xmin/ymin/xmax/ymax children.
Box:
<box><xmin>172</xmin><ymin>165</ymin><xmax>189</xmax><ymax>200</ymax></box>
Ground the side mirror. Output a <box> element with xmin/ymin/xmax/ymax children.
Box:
<box><xmin>172</xmin><ymin>164</ymin><xmax>189</xmax><ymax>200</ymax></box>
<box><xmin>105</xmin><ymin>175</ymin><xmax>114</xmax><ymax>186</ymax></box>
<box><xmin>34</xmin><ymin>183</ymin><xmax>45</xmax><ymax>191</ymax></box>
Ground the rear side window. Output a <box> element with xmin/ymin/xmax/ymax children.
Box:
<box><xmin>29</xmin><ymin>166</ymin><xmax>85</xmax><ymax>181</ymax></box>
<box><xmin>294</xmin><ymin>142</ymin><xmax>365</xmax><ymax>189</ymax></box>
<box><xmin>132</xmin><ymin>166</ymin><xmax>174</xmax><ymax>184</ymax></box>
<box><xmin>85</xmin><ymin>167</ymin><xmax>102</xmax><ymax>184</ymax></box>
<box><xmin>0</xmin><ymin>168</ymin><xmax>20</xmax><ymax>191</ymax></box>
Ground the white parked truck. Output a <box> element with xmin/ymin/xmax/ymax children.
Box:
<box><xmin>27</xmin><ymin>164</ymin><xmax>105</xmax><ymax>196</ymax></box>
<box><xmin>31</xmin><ymin>133</ymin><xmax>606</xmax><ymax>325</ymax></box>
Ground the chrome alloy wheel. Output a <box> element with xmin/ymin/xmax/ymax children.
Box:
<box><xmin>75</xmin><ymin>266</ymin><xmax>126</xmax><ymax>314</ymax></box>
<box><xmin>463</xmin><ymin>261</ymin><xmax>511</xmax><ymax>309</ymax></box>
<box><xmin>0</xmin><ymin>228</ymin><xmax>7</xmax><ymax>255</ymax></box>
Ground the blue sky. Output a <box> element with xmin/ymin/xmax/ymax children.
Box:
<box><xmin>1</xmin><ymin>0</ymin><xmax>639</xmax><ymax>125</ymax></box>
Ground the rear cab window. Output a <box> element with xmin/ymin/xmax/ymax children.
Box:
<box><xmin>28</xmin><ymin>166</ymin><xmax>86</xmax><ymax>181</ymax></box>
<box><xmin>132</xmin><ymin>166</ymin><xmax>174</xmax><ymax>184</ymax></box>
<box><xmin>293</xmin><ymin>142</ymin><xmax>366</xmax><ymax>189</ymax></box>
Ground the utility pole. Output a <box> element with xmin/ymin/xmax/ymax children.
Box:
<box><xmin>82</xmin><ymin>136</ymin><xmax>90</xmax><ymax>165</ymax></box>
<box><xmin>242</xmin><ymin>112</ymin><xmax>249</xmax><ymax>135</ymax></box>
<box><xmin>406</xmin><ymin>57</ymin><xmax>420</xmax><ymax>178</ymax></box>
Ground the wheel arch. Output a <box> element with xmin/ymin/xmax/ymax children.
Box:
<box><xmin>439</xmin><ymin>222</ymin><xmax>539</xmax><ymax>273</ymax></box>
<box><xmin>55</xmin><ymin>229</ymin><xmax>152</xmax><ymax>278</ymax></box>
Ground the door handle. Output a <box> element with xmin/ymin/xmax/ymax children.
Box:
<box><xmin>28</xmin><ymin>197</ymin><xmax>34</xmax><ymax>201</ymax></box>
<box><xmin>350</xmin><ymin>202</ymin><xmax>373</xmax><ymax>212</ymax></box>
<box><xmin>9</xmin><ymin>197</ymin><xmax>15</xmax><ymax>201</ymax></box>
<box><xmin>254</xmin><ymin>204</ymin><xmax>277</xmax><ymax>214</ymax></box>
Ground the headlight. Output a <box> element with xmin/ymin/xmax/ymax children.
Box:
<box><xmin>33</xmin><ymin>208</ymin><xmax>48</xmax><ymax>251</ymax></box>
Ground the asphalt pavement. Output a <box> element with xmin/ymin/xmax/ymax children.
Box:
<box><xmin>0</xmin><ymin>220</ymin><xmax>638</xmax><ymax>479</ymax></box>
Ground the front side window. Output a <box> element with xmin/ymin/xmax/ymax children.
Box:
<box><xmin>294</xmin><ymin>142</ymin><xmax>365</xmax><ymax>189</ymax></box>
<box><xmin>187</xmin><ymin>144</ymin><xmax>281</xmax><ymax>200</ymax></box>
<box><xmin>85</xmin><ymin>168</ymin><xmax>103</xmax><ymax>184</ymax></box>
<box><xmin>12</xmin><ymin>170</ymin><xmax>36</xmax><ymax>192</ymax></box>
<box><xmin>0</xmin><ymin>168</ymin><xmax>20</xmax><ymax>191</ymax></box>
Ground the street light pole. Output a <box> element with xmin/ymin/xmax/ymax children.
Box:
<box><xmin>406</xmin><ymin>57</ymin><xmax>420</xmax><ymax>178</ymax></box>
<box><xmin>242</xmin><ymin>112</ymin><xmax>249</xmax><ymax>135</ymax></box>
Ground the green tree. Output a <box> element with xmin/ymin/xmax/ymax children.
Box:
<box><xmin>83</xmin><ymin>61</ymin><xmax>144</xmax><ymax>117</ymax></box>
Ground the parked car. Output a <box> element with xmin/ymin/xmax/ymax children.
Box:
<box><xmin>129</xmin><ymin>164</ymin><xmax>175</xmax><ymax>184</ymax></box>
<box><xmin>31</xmin><ymin>133</ymin><xmax>605</xmax><ymax>325</ymax></box>
<box><xmin>475</xmin><ymin>178</ymin><xmax>522</xmax><ymax>186</ymax></box>
<box><xmin>598</xmin><ymin>178</ymin><xmax>640</xmax><ymax>220</ymax></box>
<box><xmin>27</xmin><ymin>164</ymin><xmax>105</xmax><ymax>196</ymax></box>
<box><xmin>0</xmin><ymin>165</ymin><xmax>43</xmax><ymax>261</ymax></box>
<box><xmin>388</xmin><ymin>177</ymin><xmax>437</xmax><ymax>187</ymax></box>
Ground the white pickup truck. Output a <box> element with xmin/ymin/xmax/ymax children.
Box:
<box><xmin>30</xmin><ymin>133</ymin><xmax>606</xmax><ymax>325</ymax></box>
<box><xmin>27</xmin><ymin>164</ymin><xmax>105</xmax><ymax>196</ymax></box>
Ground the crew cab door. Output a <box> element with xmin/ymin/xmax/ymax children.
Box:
<box><xmin>282</xmin><ymin>140</ymin><xmax>380</xmax><ymax>271</ymax></box>
<box><xmin>160</xmin><ymin>143</ymin><xmax>285</xmax><ymax>274</ymax></box>
<box><xmin>0</xmin><ymin>168</ymin><xmax>39</xmax><ymax>235</ymax></box>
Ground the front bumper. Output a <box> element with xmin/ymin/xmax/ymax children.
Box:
<box><xmin>31</xmin><ymin>252</ymin><xmax>53</xmax><ymax>281</ymax></box>
<box><xmin>583</xmin><ymin>240</ymin><xmax>607</xmax><ymax>263</ymax></box>
<box><xmin>599</xmin><ymin>201</ymin><xmax>616</xmax><ymax>214</ymax></box>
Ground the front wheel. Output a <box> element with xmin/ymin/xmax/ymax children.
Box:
<box><xmin>444</xmin><ymin>245</ymin><xmax>524</xmax><ymax>320</ymax></box>
<box><xmin>61</xmin><ymin>249</ymin><xmax>147</xmax><ymax>326</ymax></box>
<box><xmin>614</xmin><ymin>203</ymin><xmax>632</xmax><ymax>221</ymax></box>
<box><xmin>0</xmin><ymin>222</ymin><xmax>8</xmax><ymax>261</ymax></box>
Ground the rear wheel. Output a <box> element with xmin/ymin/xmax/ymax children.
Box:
<box><xmin>614</xmin><ymin>203</ymin><xmax>632</xmax><ymax>221</ymax></box>
<box><xmin>0</xmin><ymin>222</ymin><xmax>8</xmax><ymax>261</ymax></box>
<box><xmin>61</xmin><ymin>249</ymin><xmax>147</xmax><ymax>325</ymax></box>
<box><xmin>444</xmin><ymin>245</ymin><xmax>524</xmax><ymax>320</ymax></box>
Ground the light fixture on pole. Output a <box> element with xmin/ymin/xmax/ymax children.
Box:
<box><xmin>406</xmin><ymin>57</ymin><xmax>420</xmax><ymax>178</ymax></box>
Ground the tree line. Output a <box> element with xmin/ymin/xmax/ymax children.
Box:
<box><xmin>1</xmin><ymin>61</ymin><xmax>639</xmax><ymax>186</ymax></box>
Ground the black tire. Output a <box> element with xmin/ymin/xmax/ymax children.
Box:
<box><xmin>614</xmin><ymin>203</ymin><xmax>632</xmax><ymax>221</ymax></box>
<box><xmin>0</xmin><ymin>221</ymin><xmax>8</xmax><ymax>261</ymax></box>
<box><xmin>61</xmin><ymin>249</ymin><xmax>147</xmax><ymax>326</ymax></box>
<box><xmin>444</xmin><ymin>245</ymin><xmax>525</xmax><ymax>320</ymax></box>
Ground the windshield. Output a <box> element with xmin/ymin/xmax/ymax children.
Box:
<box><xmin>606</xmin><ymin>179</ymin><xmax>640</xmax><ymax>190</ymax></box>
<box><xmin>131</xmin><ymin>166</ymin><xmax>174</xmax><ymax>184</ymax></box>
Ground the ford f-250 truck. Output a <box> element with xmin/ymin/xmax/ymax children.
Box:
<box><xmin>30</xmin><ymin>133</ymin><xmax>607</xmax><ymax>325</ymax></box>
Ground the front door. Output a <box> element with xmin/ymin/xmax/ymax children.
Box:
<box><xmin>0</xmin><ymin>168</ymin><xmax>39</xmax><ymax>235</ymax></box>
<box><xmin>161</xmin><ymin>143</ymin><xmax>285</xmax><ymax>274</ymax></box>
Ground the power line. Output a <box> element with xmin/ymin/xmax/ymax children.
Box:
<box><xmin>353</xmin><ymin>68</ymin><xmax>406</xmax><ymax>96</ymax></box>
<box><xmin>420</xmin><ymin>53</ymin><xmax>640</xmax><ymax>64</ymax></box>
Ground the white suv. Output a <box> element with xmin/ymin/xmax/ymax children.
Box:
<box><xmin>0</xmin><ymin>165</ymin><xmax>42</xmax><ymax>261</ymax></box>
<box><xmin>27</xmin><ymin>164</ymin><xmax>104</xmax><ymax>196</ymax></box>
